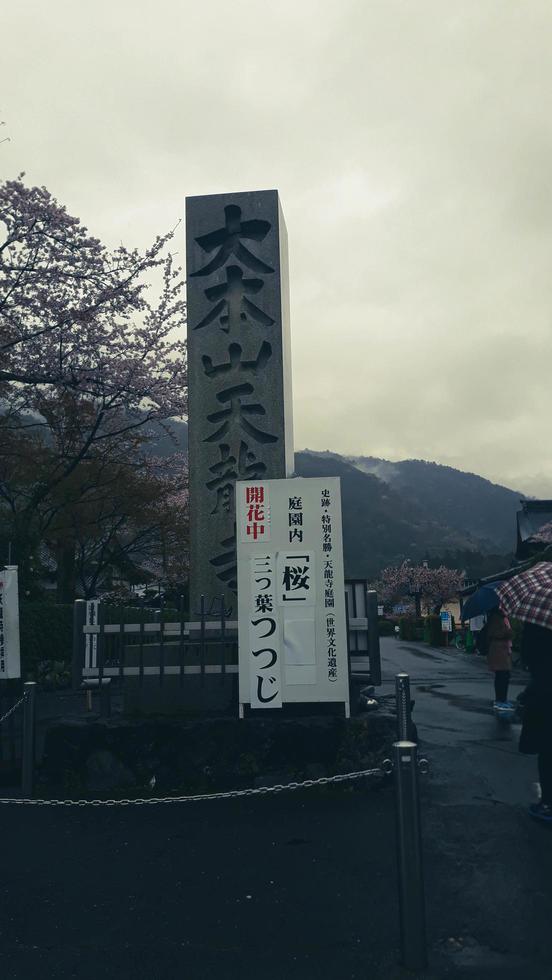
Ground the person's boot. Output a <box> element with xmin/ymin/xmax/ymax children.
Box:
<box><xmin>529</xmin><ymin>801</ymin><xmax>552</xmax><ymax>823</ymax></box>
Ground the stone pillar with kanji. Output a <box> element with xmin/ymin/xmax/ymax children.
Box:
<box><xmin>186</xmin><ymin>190</ymin><xmax>294</xmax><ymax>617</ymax></box>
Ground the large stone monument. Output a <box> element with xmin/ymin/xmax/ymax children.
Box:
<box><xmin>186</xmin><ymin>190</ymin><xmax>294</xmax><ymax>617</ymax></box>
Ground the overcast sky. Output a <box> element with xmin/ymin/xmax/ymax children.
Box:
<box><xmin>3</xmin><ymin>1</ymin><xmax>552</xmax><ymax>495</ymax></box>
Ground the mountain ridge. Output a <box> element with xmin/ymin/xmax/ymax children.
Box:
<box><xmin>344</xmin><ymin>452</ymin><xmax>524</xmax><ymax>553</ymax></box>
<box><xmin>155</xmin><ymin>421</ymin><xmax>523</xmax><ymax>577</ymax></box>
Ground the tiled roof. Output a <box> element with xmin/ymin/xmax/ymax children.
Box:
<box><xmin>517</xmin><ymin>500</ymin><xmax>552</xmax><ymax>558</ymax></box>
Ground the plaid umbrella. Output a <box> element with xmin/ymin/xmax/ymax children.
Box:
<box><xmin>496</xmin><ymin>562</ymin><xmax>552</xmax><ymax>631</ymax></box>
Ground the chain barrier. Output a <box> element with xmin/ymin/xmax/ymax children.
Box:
<box><xmin>0</xmin><ymin>765</ymin><xmax>386</xmax><ymax>807</ymax></box>
<box><xmin>0</xmin><ymin>691</ymin><xmax>27</xmax><ymax>727</ymax></box>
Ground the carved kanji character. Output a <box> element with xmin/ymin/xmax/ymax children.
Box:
<box><xmin>204</xmin><ymin>383</ymin><xmax>277</xmax><ymax>444</ymax></box>
<box><xmin>195</xmin><ymin>266</ymin><xmax>274</xmax><ymax>334</ymax></box>
<box><xmin>202</xmin><ymin>341</ymin><xmax>272</xmax><ymax>378</ymax></box>
<box><xmin>191</xmin><ymin>204</ymin><xmax>274</xmax><ymax>278</ymax></box>
<box><xmin>206</xmin><ymin>442</ymin><xmax>266</xmax><ymax>514</ymax></box>
<box><xmin>210</xmin><ymin>533</ymin><xmax>237</xmax><ymax>593</ymax></box>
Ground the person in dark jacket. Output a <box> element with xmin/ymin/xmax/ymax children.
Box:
<box><xmin>519</xmin><ymin>622</ymin><xmax>552</xmax><ymax>823</ymax></box>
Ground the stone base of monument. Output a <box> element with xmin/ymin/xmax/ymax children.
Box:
<box><xmin>38</xmin><ymin>712</ymin><xmax>397</xmax><ymax>798</ymax></box>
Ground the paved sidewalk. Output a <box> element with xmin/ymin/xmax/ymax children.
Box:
<box><xmin>382</xmin><ymin>638</ymin><xmax>552</xmax><ymax>978</ymax></box>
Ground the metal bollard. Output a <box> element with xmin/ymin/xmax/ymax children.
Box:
<box><xmin>21</xmin><ymin>681</ymin><xmax>37</xmax><ymax>798</ymax></box>
<box><xmin>393</xmin><ymin>740</ymin><xmax>427</xmax><ymax>971</ymax></box>
<box><xmin>395</xmin><ymin>672</ymin><xmax>411</xmax><ymax>741</ymax></box>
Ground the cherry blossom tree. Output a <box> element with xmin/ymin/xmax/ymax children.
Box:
<box><xmin>419</xmin><ymin>564</ymin><xmax>466</xmax><ymax>613</ymax></box>
<box><xmin>1</xmin><ymin>176</ymin><xmax>186</xmax><ymax>400</ymax></box>
<box><xmin>0</xmin><ymin>176</ymin><xmax>187</xmax><ymax>590</ymax></box>
<box><xmin>531</xmin><ymin>521</ymin><xmax>552</xmax><ymax>546</ymax></box>
<box><xmin>374</xmin><ymin>560</ymin><xmax>465</xmax><ymax>615</ymax></box>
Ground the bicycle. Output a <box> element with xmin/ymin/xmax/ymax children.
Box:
<box><xmin>444</xmin><ymin>627</ymin><xmax>467</xmax><ymax>651</ymax></box>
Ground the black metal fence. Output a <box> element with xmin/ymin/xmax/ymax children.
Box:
<box><xmin>0</xmin><ymin>681</ymin><xmax>36</xmax><ymax>795</ymax></box>
<box><xmin>71</xmin><ymin>588</ymin><xmax>381</xmax><ymax>708</ymax></box>
<box><xmin>72</xmin><ymin>595</ymin><xmax>237</xmax><ymax>688</ymax></box>
<box><xmin>0</xmin><ymin>680</ymin><xmax>23</xmax><ymax>776</ymax></box>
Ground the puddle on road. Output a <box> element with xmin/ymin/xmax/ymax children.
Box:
<box><xmin>416</xmin><ymin>683</ymin><xmax>497</xmax><ymax>717</ymax></box>
<box><xmin>400</xmin><ymin>645</ymin><xmax>438</xmax><ymax>660</ymax></box>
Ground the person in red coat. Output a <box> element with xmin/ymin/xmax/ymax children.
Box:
<box><xmin>485</xmin><ymin>608</ymin><xmax>513</xmax><ymax>708</ymax></box>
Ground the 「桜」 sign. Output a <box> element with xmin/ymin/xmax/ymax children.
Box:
<box><xmin>237</xmin><ymin>478</ymin><xmax>349</xmax><ymax>716</ymax></box>
<box><xmin>0</xmin><ymin>566</ymin><xmax>21</xmax><ymax>680</ymax></box>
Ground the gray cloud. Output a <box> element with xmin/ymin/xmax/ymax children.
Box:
<box><xmin>2</xmin><ymin>0</ymin><xmax>552</xmax><ymax>494</ymax></box>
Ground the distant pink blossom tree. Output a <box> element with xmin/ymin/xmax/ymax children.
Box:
<box><xmin>375</xmin><ymin>560</ymin><xmax>465</xmax><ymax>615</ymax></box>
<box><xmin>531</xmin><ymin>521</ymin><xmax>552</xmax><ymax>545</ymax></box>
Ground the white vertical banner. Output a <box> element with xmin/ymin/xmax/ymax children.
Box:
<box><xmin>85</xmin><ymin>599</ymin><xmax>100</xmax><ymax>670</ymax></box>
<box><xmin>0</xmin><ymin>566</ymin><xmax>21</xmax><ymax>680</ymax></box>
<box><xmin>237</xmin><ymin>478</ymin><xmax>349</xmax><ymax>714</ymax></box>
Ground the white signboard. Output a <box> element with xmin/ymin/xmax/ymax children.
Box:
<box><xmin>0</xmin><ymin>566</ymin><xmax>21</xmax><ymax>679</ymax></box>
<box><xmin>440</xmin><ymin>610</ymin><xmax>452</xmax><ymax>632</ymax></box>
<box><xmin>237</xmin><ymin>478</ymin><xmax>349</xmax><ymax>716</ymax></box>
<box><xmin>469</xmin><ymin>614</ymin><xmax>485</xmax><ymax>632</ymax></box>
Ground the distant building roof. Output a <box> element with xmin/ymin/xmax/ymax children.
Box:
<box><xmin>516</xmin><ymin>500</ymin><xmax>552</xmax><ymax>559</ymax></box>
<box><xmin>459</xmin><ymin>503</ymin><xmax>552</xmax><ymax>598</ymax></box>
<box><xmin>459</xmin><ymin>560</ymin><xmax>525</xmax><ymax>597</ymax></box>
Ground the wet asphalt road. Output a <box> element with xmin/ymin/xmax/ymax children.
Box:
<box><xmin>380</xmin><ymin>638</ymin><xmax>535</xmax><ymax>806</ymax></box>
<box><xmin>1</xmin><ymin>638</ymin><xmax>552</xmax><ymax>979</ymax></box>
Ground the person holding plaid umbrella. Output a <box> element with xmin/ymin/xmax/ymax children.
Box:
<box><xmin>464</xmin><ymin>560</ymin><xmax>552</xmax><ymax>822</ymax></box>
<box><xmin>519</xmin><ymin>621</ymin><xmax>552</xmax><ymax>823</ymax></box>
<box><xmin>496</xmin><ymin>562</ymin><xmax>552</xmax><ymax>824</ymax></box>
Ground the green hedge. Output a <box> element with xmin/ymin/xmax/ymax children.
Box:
<box><xmin>399</xmin><ymin>617</ymin><xmax>425</xmax><ymax>641</ymax></box>
<box><xmin>378</xmin><ymin>619</ymin><xmax>396</xmax><ymax>637</ymax></box>
<box><xmin>424</xmin><ymin>615</ymin><xmax>445</xmax><ymax>647</ymax></box>
<box><xmin>19</xmin><ymin>602</ymin><xmax>73</xmax><ymax>675</ymax></box>
<box><xmin>18</xmin><ymin>601</ymin><xmax>181</xmax><ymax>677</ymax></box>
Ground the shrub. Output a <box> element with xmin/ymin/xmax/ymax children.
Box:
<box><xmin>399</xmin><ymin>617</ymin><xmax>416</xmax><ymax>641</ymax></box>
<box><xmin>377</xmin><ymin>619</ymin><xmax>396</xmax><ymax>637</ymax></box>
<box><xmin>35</xmin><ymin>660</ymin><xmax>72</xmax><ymax>689</ymax></box>
<box><xmin>399</xmin><ymin>617</ymin><xmax>426</xmax><ymax>641</ymax></box>
<box><xmin>17</xmin><ymin>599</ymin><xmax>201</xmax><ymax>682</ymax></box>
<box><xmin>424</xmin><ymin>615</ymin><xmax>445</xmax><ymax>647</ymax></box>
<box><xmin>19</xmin><ymin>602</ymin><xmax>73</xmax><ymax>676</ymax></box>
